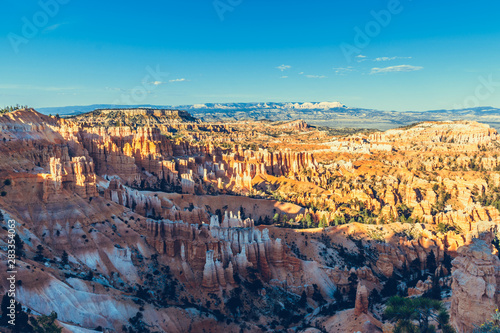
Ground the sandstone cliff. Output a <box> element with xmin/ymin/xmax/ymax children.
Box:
<box><xmin>451</xmin><ymin>238</ymin><xmax>500</xmax><ymax>332</ymax></box>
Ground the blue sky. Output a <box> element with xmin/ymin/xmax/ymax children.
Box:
<box><xmin>1</xmin><ymin>0</ymin><xmax>500</xmax><ymax>111</ymax></box>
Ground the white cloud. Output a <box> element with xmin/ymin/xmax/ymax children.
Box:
<box><xmin>281</xmin><ymin>76</ymin><xmax>288</xmax><ymax>79</ymax></box>
<box><xmin>42</xmin><ymin>22</ymin><xmax>69</xmax><ymax>34</ymax></box>
<box><xmin>277</xmin><ymin>64</ymin><xmax>291</xmax><ymax>71</ymax></box>
<box><xmin>298</xmin><ymin>72</ymin><xmax>304</xmax><ymax>75</ymax></box>
<box><xmin>370</xmin><ymin>65</ymin><xmax>423</xmax><ymax>74</ymax></box>
<box><xmin>43</xmin><ymin>24</ymin><xmax>61</xmax><ymax>32</ymax></box>
<box><xmin>305</xmin><ymin>75</ymin><xmax>327</xmax><ymax>79</ymax></box>
<box><xmin>374</xmin><ymin>56</ymin><xmax>412</xmax><ymax>62</ymax></box>
<box><xmin>356</xmin><ymin>54</ymin><xmax>367</xmax><ymax>62</ymax></box>
<box><xmin>333</xmin><ymin>67</ymin><xmax>355</xmax><ymax>75</ymax></box>
<box><xmin>147</xmin><ymin>78</ymin><xmax>187</xmax><ymax>85</ymax></box>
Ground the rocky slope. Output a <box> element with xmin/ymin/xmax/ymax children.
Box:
<box><xmin>0</xmin><ymin>108</ymin><xmax>499</xmax><ymax>332</ymax></box>
<box><xmin>450</xmin><ymin>238</ymin><xmax>500</xmax><ymax>332</ymax></box>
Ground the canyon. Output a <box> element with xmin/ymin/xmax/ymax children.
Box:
<box><xmin>0</xmin><ymin>107</ymin><xmax>500</xmax><ymax>332</ymax></box>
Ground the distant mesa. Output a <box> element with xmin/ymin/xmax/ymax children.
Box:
<box><xmin>69</xmin><ymin>107</ymin><xmax>198</xmax><ymax>128</ymax></box>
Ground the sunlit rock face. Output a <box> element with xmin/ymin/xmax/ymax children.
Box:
<box><xmin>2</xmin><ymin>108</ymin><xmax>500</xmax><ymax>332</ymax></box>
<box><xmin>450</xmin><ymin>238</ymin><xmax>500</xmax><ymax>332</ymax></box>
<box><xmin>144</xmin><ymin>211</ymin><xmax>298</xmax><ymax>290</ymax></box>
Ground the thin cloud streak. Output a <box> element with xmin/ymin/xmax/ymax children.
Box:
<box><xmin>370</xmin><ymin>65</ymin><xmax>423</xmax><ymax>74</ymax></box>
<box><xmin>305</xmin><ymin>75</ymin><xmax>327</xmax><ymax>79</ymax></box>
<box><xmin>374</xmin><ymin>56</ymin><xmax>412</xmax><ymax>62</ymax></box>
<box><xmin>277</xmin><ymin>64</ymin><xmax>291</xmax><ymax>71</ymax></box>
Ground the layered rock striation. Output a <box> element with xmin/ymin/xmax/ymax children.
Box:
<box><xmin>145</xmin><ymin>211</ymin><xmax>301</xmax><ymax>290</ymax></box>
<box><xmin>450</xmin><ymin>238</ymin><xmax>500</xmax><ymax>332</ymax></box>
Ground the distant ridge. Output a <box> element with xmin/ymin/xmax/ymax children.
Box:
<box><xmin>184</xmin><ymin>101</ymin><xmax>346</xmax><ymax>110</ymax></box>
<box><xmin>37</xmin><ymin>103</ymin><xmax>500</xmax><ymax>131</ymax></box>
<box><xmin>37</xmin><ymin>101</ymin><xmax>346</xmax><ymax>116</ymax></box>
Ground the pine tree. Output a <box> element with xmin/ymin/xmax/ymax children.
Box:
<box><xmin>34</xmin><ymin>245</ymin><xmax>45</xmax><ymax>262</ymax></box>
<box><xmin>427</xmin><ymin>251</ymin><xmax>437</xmax><ymax>275</ymax></box>
<box><xmin>61</xmin><ymin>251</ymin><xmax>69</xmax><ymax>266</ymax></box>
<box><xmin>298</xmin><ymin>291</ymin><xmax>307</xmax><ymax>308</ymax></box>
<box><xmin>319</xmin><ymin>215</ymin><xmax>328</xmax><ymax>228</ymax></box>
<box><xmin>369</xmin><ymin>289</ymin><xmax>382</xmax><ymax>311</ymax></box>
<box><xmin>347</xmin><ymin>273</ymin><xmax>358</xmax><ymax>306</ymax></box>
<box><xmin>31</xmin><ymin>311</ymin><xmax>62</xmax><ymax>333</ymax></box>
<box><xmin>384</xmin><ymin>296</ymin><xmax>454</xmax><ymax>333</ymax></box>
<box><xmin>273</xmin><ymin>213</ymin><xmax>280</xmax><ymax>224</ymax></box>
<box><xmin>442</xmin><ymin>252</ymin><xmax>453</xmax><ymax>272</ymax></box>
<box><xmin>0</xmin><ymin>293</ymin><xmax>33</xmax><ymax>331</ymax></box>
<box><xmin>305</xmin><ymin>213</ymin><xmax>313</xmax><ymax>228</ymax></box>
<box><xmin>381</xmin><ymin>274</ymin><xmax>399</xmax><ymax>298</ymax></box>
<box><xmin>257</xmin><ymin>216</ymin><xmax>263</xmax><ymax>226</ymax></box>
<box><xmin>13</xmin><ymin>234</ymin><xmax>24</xmax><ymax>258</ymax></box>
